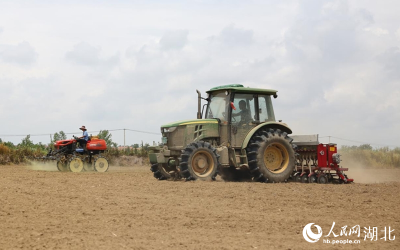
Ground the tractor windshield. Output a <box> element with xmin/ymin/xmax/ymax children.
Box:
<box><xmin>205</xmin><ymin>91</ymin><xmax>229</xmax><ymax>122</ymax></box>
<box><xmin>258</xmin><ymin>95</ymin><xmax>276</xmax><ymax>122</ymax></box>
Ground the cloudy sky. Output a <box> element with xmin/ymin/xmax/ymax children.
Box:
<box><xmin>0</xmin><ymin>0</ymin><xmax>399</xmax><ymax>148</ymax></box>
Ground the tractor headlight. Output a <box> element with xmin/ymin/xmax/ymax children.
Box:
<box><xmin>163</xmin><ymin>126</ymin><xmax>177</xmax><ymax>133</ymax></box>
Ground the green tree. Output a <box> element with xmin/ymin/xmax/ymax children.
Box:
<box><xmin>98</xmin><ymin>130</ymin><xmax>117</xmax><ymax>148</ymax></box>
<box><xmin>52</xmin><ymin>131</ymin><xmax>67</xmax><ymax>144</ymax></box>
<box><xmin>36</xmin><ymin>142</ymin><xmax>47</xmax><ymax>151</ymax></box>
<box><xmin>133</xmin><ymin>144</ymin><xmax>139</xmax><ymax>155</ymax></box>
<box><xmin>19</xmin><ymin>135</ymin><xmax>34</xmax><ymax>148</ymax></box>
<box><xmin>139</xmin><ymin>142</ymin><xmax>150</xmax><ymax>156</ymax></box>
<box><xmin>358</xmin><ymin>144</ymin><xmax>372</xmax><ymax>150</ymax></box>
<box><xmin>3</xmin><ymin>141</ymin><xmax>15</xmax><ymax>148</ymax></box>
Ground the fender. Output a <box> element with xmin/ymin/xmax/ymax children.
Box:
<box><xmin>241</xmin><ymin>122</ymin><xmax>293</xmax><ymax>149</ymax></box>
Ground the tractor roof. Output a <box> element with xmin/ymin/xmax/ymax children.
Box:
<box><xmin>206</xmin><ymin>84</ymin><xmax>278</xmax><ymax>95</ymax></box>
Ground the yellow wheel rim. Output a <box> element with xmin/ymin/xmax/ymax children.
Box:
<box><xmin>94</xmin><ymin>157</ymin><xmax>109</xmax><ymax>172</ymax></box>
<box><xmin>263</xmin><ymin>143</ymin><xmax>289</xmax><ymax>174</ymax></box>
<box><xmin>191</xmin><ymin>151</ymin><xmax>215</xmax><ymax>177</ymax></box>
<box><xmin>69</xmin><ymin>158</ymin><xmax>84</xmax><ymax>172</ymax></box>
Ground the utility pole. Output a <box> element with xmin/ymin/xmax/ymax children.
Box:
<box><xmin>124</xmin><ymin>129</ymin><xmax>126</xmax><ymax>148</ymax></box>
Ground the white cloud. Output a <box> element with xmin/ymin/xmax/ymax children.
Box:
<box><xmin>209</xmin><ymin>24</ymin><xmax>254</xmax><ymax>47</ymax></box>
<box><xmin>159</xmin><ymin>30</ymin><xmax>189</xmax><ymax>50</ymax></box>
<box><xmin>363</xmin><ymin>27</ymin><xmax>389</xmax><ymax>36</ymax></box>
<box><xmin>0</xmin><ymin>41</ymin><xmax>38</xmax><ymax>65</ymax></box>
<box><xmin>376</xmin><ymin>47</ymin><xmax>400</xmax><ymax>72</ymax></box>
<box><xmin>396</xmin><ymin>28</ymin><xmax>400</xmax><ymax>40</ymax></box>
<box><xmin>65</xmin><ymin>42</ymin><xmax>101</xmax><ymax>66</ymax></box>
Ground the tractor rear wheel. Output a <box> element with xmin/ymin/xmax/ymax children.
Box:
<box><xmin>179</xmin><ymin>141</ymin><xmax>219</xmax><ymax>181</ymax></box>
<box><xmin>57</xmin><ymin>160</ymin><xmax>68</xmax><ymax>172</ymax></box>
<box><xmin>94</xmin><ymin>157</ymin><xmax>109</xmax><ymax>172</ymax></box>
<box><xmin>246</xmin><ymin>128</ymin><xmax>295</xmax><ymax>183</ymax></box>
<box><xmin>68</xmin><ymin>157</ymin><xmax>84</xmax><ymax>172</ymax></box>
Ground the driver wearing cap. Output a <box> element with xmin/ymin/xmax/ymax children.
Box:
<box><xmin>77</xmin><ymin>125</ymin><xmax>89</xmax><ymax>150</ymax></box>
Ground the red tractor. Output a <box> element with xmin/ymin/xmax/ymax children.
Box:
<box><xmin>43</xmin><ymin>136</ymin><xmax>109</xmax><ymax>172</ymax></box>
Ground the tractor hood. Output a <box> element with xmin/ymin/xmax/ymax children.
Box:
<box><xmin>161</xmin><ymin>119</ymin><xmax>219</xmax><ymax>128</ymax></box>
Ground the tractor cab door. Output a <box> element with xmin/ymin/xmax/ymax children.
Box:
<box><xmin>230</xmin><ymin>93</ymin><xmax>257</xmax><ymax>147</ymax></box>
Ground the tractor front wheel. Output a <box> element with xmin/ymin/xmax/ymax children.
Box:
<box><xmin>151</xmin><ymin>163</ymin><xmax>173</xmax><ymax>180</ymax></box>
<box><xmin>179</xmin><ymin>141</ymin><xmax>219</xmax><ymax>181</ymax></box>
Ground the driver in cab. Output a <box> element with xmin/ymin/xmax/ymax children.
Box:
<box><xmin>232</xmin><ymin>100</ymin><xmax>252</xmax><ymax>124</ymax></box>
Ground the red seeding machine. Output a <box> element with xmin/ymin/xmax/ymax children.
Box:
<box><xmin>38</xmin><ymin>135</ymin><xmax>109</xmax><ymax>173</ymax></box>
<box><xmin>291</xmin><ymin>135</ymin><xmax>354</xmax><ymax>184</ymax></box>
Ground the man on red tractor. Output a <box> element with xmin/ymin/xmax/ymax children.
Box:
<box><xmin>76</xmin><ymin>125</ymin><xmax>89</xmax><ymax>150</ymax></box>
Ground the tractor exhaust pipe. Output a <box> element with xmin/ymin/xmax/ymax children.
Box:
<box><xmin>196</xmin><ymin>89</ymin><xmax>201</xmax><ymax>119</ymax></box>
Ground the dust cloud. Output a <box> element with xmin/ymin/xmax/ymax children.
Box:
<box><xmin>25</xmin><ymin>160</ymin><xmax>58</xmax><ymax>171</ymax></box>
<box><xmin>342</xmin><ymin>155</ymin><xmax>400</xmax><ymax>184</ymax></box>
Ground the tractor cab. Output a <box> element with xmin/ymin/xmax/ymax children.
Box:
<box><xmin>205</xmin><ymin>84</ymin><xmax>276</xmax><ymax>125</ymax></box>
<box><xmin>201</xmin><ymin>84</ymin><xmax>285</xmax><ymax>148</ymax></box>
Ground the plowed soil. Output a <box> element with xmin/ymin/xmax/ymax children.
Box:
<box><xmin>0</xmin><ymin>163</ymin><xmax>399</xmax><ymax>250</ymax></box>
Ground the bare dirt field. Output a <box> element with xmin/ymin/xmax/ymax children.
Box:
<box><xmin>0</xmin><ymin>163</ymin><xmax>399</xmax><ymax>250</ymax></box>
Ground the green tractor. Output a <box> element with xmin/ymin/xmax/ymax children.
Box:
<box><xmin>148</xmin><ymin>84</ymin><xmax>295</xmax><ymax>182</ymax></box>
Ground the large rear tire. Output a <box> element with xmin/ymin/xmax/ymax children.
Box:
<box><xmin>246</xmin><ymin>128</ymin><xmax>295</xmax><ymax>182</ymax></box>
<box><xmin>179</xmin><ymin>141</ymin><xmax>219</xmax><ymax>181</ymax></box>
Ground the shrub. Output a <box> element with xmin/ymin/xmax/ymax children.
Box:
<box><xmin>341</xmin><ymin>145</ymin><xmax>400</xmax><ymax>168</ymax></box>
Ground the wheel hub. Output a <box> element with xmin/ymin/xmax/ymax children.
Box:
<box><xmin>69</xmin><ymin>158</ymin><xmax>83</xmax><ymax>172</ymax></box>
<box><xmin>263</xmin><ymin>143</ymin><xmax>289</xmax><ymax>174</ymax></box>
<box><xmin>191</xmin><ymin>151</ymin><xmax>214</xmax><ymax>177</ymax></box>
<box><xmin>195</xmin><ymin>155</ymin><xmax>208</xmax><ymax>169</ymax></box>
